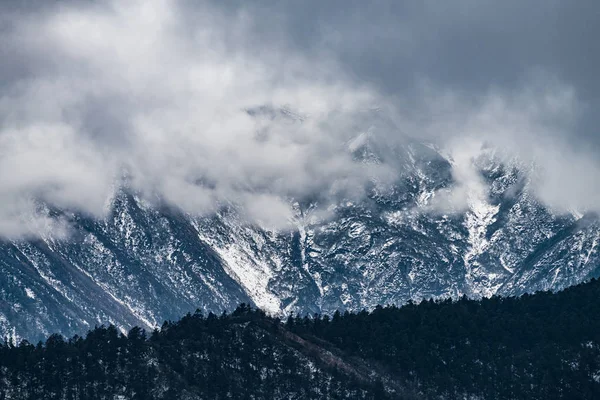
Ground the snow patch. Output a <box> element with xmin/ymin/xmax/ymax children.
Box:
<box><xmin>25</xmin><ymin>288</ymin><xmax>36</xmax><ymax>299</ymax></box>
<box><xmin>199</xmin><ymin>235</ymin><xmax>281</xmax><ymax>314</ymax></box>
<box><xmin>463</xmin><ymin>197</ymin><xmax>499</xmax><ymax>272</ymax></box>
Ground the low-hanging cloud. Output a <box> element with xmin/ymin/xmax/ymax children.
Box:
<box><xmin>0</xmin><ymin>0</ymin><xmax>392</xmax><ymax>236</ymax></box>
<box><xmin>0</xmin><ymin>0</ymin><xmax>599</xmax><ymax>238</ymax></box>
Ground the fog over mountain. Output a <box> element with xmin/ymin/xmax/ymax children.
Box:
<box><xmin>0</xmin><ymin>0</ymin><xmax>598</xmax><ymax>239</ymax></box>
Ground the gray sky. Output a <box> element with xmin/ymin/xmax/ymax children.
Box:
<box><xmin>0</xmin><ymin>0</ymin><xmax>599</xmax><ymax>237</ymax></box>
<box><xmin>208</xmin><ymin>0</ymin><xmax>600</xmax><ymax>144</ymax></box>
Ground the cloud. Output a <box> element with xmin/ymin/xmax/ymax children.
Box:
<box><xmin>0</xmin><ymin>0</ymin><xmax>598</xmax><ymax>238</ymax></box>
<box><xmin>0</xmin><ymin>0</ymin><xmax>385</xmax><ymax>237</ymax></box>
<box><xmin>409</xmin><ymin>79</ymin><xmax>600</xmax><ymax>214</ymax></box>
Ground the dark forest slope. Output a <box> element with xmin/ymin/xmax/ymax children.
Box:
<box><xmin>2</xmin><ymin>279</ymin><xmax>600</xmax><ymax>399</ymax></box>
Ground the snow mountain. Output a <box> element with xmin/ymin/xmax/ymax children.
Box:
<box><xmin>1</xmin><ymin>130</ymin><xmax>599</xmax><ymax>341</ymax></box>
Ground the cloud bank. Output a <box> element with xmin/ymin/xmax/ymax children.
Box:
<box><xmin>0</xmin><ymin>0</ymin><xmax>598</xmax><ymax>237</ymax></box>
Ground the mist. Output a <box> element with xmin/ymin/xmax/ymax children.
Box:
<box><xmin>0</xmin><ymin>0</ymin><xmax>598</xmax><ymax>238</ymax></box>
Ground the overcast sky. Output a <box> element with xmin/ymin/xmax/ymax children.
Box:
<box><xmin>210</xmin><ymin>0</ymin><xmax>600</xmax><ymax>143</ymax></box>
<box><xmin>0</xmin><ymin>0</ymin><xmax>599</xmax><ymax>237</ymax></box>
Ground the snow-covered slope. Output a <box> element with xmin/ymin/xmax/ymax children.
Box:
<box><xmin>1</xmin><ymin>136</ymin><xmax>599</xmax><ymax>341</ymax></box>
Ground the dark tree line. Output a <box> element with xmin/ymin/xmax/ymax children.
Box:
<box><xmin>0</xmin><ymin>305</ymin><xmax>393</xmax><ymax>400</ymax></box>
<box><xmin>1</xmin><ymin>279</ymin><xmax>600</xmax><ymax>399</ymax></box>
<box><xmin>288</xmin><ymin>278</ymin><xmax>600</xmax><ymax>399</ymax></box>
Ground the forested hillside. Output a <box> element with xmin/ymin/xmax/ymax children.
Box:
<box><xmin>289</xmin><ymin>278</ymin><xmax>600</xmax><ymax>399</ymax></box>
<box><xmin>2</xmin><ymin>279</ymin><xmax>600</xmax><ymax>399</ymax></box>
